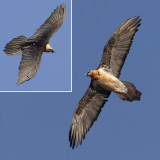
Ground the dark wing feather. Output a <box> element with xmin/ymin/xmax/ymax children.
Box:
<box><xmin>17</xmin><ymin>46</ymin><xmax>44</xmax><ymax>85</ymax></box>
<box><xmin>29</xmin><ymin>4</ymin><xmax>66</xmax><ymax>42</ymax></box>
<box><xmin>69</xmin><ymin>81</ymin><xmax>111</xmax><ymax>149</ymax></box>
<box><xmin>98</xmin><ymin>16</ymin><xmax>141</xmax><ymax>78</ymax></box>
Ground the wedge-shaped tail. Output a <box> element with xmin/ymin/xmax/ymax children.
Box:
<box><xmin>115</xmin><ymin>81</ymin><xmax>141</xmax><ymax>102</ymax></box>
<box><xmin>4</xmin><ymin>36</ymin><xmax>27</xmax><ymax>56</ymax></box>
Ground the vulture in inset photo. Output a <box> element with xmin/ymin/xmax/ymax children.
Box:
<box><xmin>4</xmin><ymin>4</ymin><xmax>66</xmax><ymax>85</ymax></box>
<box><xmin>69</xmin><ymin>16</ymin><xmax>142</xmax><ymax>149</ymax></box>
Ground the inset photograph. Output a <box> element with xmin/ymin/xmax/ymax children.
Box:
<box><xmin>1</xmin><ymin>0</ymin><xmax>71</xmax><ymax>92</ymax></box>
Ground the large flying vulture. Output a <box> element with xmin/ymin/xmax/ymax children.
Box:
<box><xmin>69</xmin><ymin>16</ymin><xmax>142</xmax><ymax>149</ymax></box>
<box><xmin>4</xmin><ymin>4</ymin><xmax>66</xmax><ymax>85</ymax></box>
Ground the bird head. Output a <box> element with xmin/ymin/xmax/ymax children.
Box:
<box><xmin>84</xmin><ymin>70</ymin><xmax>99</xmax><ymax>79</ymax></box>
<box><xmin>45</xmin><ymin>44</ymin><xmax>55</xmax><ymax>53</ymax></box>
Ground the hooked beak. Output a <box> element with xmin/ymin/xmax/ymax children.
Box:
<box><xmin>50</xmin><ymin>49</ymin><xmax>55</xmax><ymax>53</ymax></box>
<box><xmin>84</xmin><ymin>71</ymin><xmax>92</xmax><ymax>76</ymax></box>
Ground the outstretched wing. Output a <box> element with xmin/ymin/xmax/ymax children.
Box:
<box><xmin>69</xmin><ymin>81</ymin><xmax>111</xmax><ymax>149</ymax></box>
<box><xmin>98</xmin><ymin>16</ymin><xmax>141</xmax><ymax>78</ymax></box>
<box><xmin>29</xmin><ymin>4</ymin><xmax>66</xmax><ymax>42</ymax></box>
<box><xmin>17</xmin><ymin>46</ymin><xmax>44</xmax><ymax>85</ymax></box>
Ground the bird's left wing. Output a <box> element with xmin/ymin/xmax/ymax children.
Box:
<box><xmin>17</xmin><ymin>46</ymin><xmax>44</xmax><ymax>85</ymax></box>
<box><xmin>30</xmin><ymin>4</ymin><xmax>66</xmax><ymax>42</ymax></box>
<box><xmin>98</xmin><ymin>16</ymin><xmax>141</xmax><ymax>78</ymax></box>
<box><xmin>69</xmin><ymin>81</ymin><xmax>111</xmax><ymax>149</ymax></box>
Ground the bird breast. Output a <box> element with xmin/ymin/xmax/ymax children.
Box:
<box><xmin>95</xmin><ymin>68</ymin><xmax>128</xmax><ymax>93</ymax></box>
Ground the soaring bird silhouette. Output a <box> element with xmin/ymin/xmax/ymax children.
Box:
<box><xmin>4</xmin><ymin>4</ymin><xmax>66</xmax><ymax>85</ymax></box>
<box><xmin>69</xmin><ymin>16</ymin><xmax>142</xmax><ymax>149</ymax></box>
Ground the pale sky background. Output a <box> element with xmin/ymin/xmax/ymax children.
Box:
<box><xmin>1</xmin><ymin>0</ymin><xmax>160</xmax><ymax>160</ymax></box>
<box><xmin>0</xmin><ymin>0</ymin><xmax>71</xmax><ymax>91</ymax></box>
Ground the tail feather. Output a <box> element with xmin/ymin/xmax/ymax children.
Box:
<box><xmin>115</xmin><ymin>81</ymin><xmax>141</xmax><ymax>102</ymax></box>
<box><xmin>4</xmin><ymin>36</ymin><xmax>27</xmax><ymax>56</ymax></box>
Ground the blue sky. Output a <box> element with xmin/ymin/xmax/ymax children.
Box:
<box><xmin>1</xmin><ymin>0</ymin><xmax>160</xmax><ymax>160</ymax></box>
<box><xmin>0</xmin><ymin>0</ymin><xmax>71</xmax><ymax>91</ymax></box>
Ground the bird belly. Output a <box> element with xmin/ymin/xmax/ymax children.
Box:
<box><xmin>97</xmin><ymin>70</ymin><xmax>127</xmax><ymax>93</ymax></box>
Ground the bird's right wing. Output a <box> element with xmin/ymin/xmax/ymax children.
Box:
<box><xmin>17</xmin><ymin>46</ymin><xmax>44</xmax><ymax>85</ymax></box>
<box><xmin>30</xmin><ymin>4</ymin><xmax>66</xmax><ymax>42</ymax></box>
<box><xmin>69</xmin><ymin>81</ymin><xmax>111</xmax><ymax>149</ymax></box>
